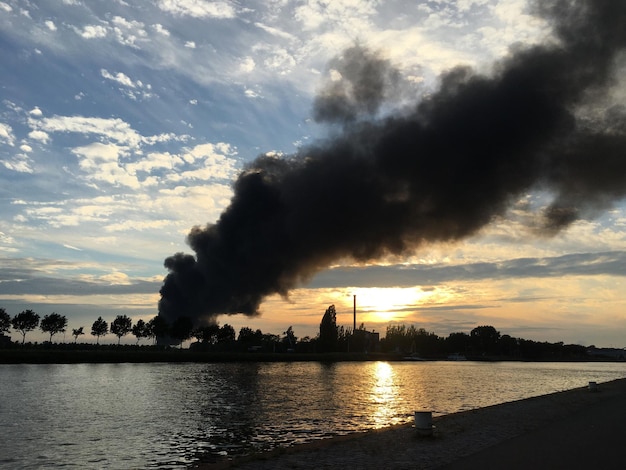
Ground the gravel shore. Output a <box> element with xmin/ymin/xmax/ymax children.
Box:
<box><xmin>198</xmin><ymin>377</ymin><xmax>626</xmax><ymax>469</ymax></box>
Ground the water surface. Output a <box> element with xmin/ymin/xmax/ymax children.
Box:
<box><xmin>1</xmin><ymin>361</ymin><xmax>624</xmax><ymax>468</ymax></box>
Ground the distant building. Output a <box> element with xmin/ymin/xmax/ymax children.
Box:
<box><xmin>353</xmin><ymin>329</ymin><xmax>380</xmax><ymax>352</ymax></box>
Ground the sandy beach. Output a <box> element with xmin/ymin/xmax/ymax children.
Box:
<box><xmin>200</xmin><ymin>377</ymin><xmax>626</xmax><ymax>469</ymax></box>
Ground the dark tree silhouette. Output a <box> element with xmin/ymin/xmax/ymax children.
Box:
<box><xmin>91</xmin><ymin>316</ymin><xmax>108</xmax><ymax>344</ymax></box>
<box><xmin>237</xmin><ymin>326</ymin><xmax>256</xmax><ymax>342</ymax></box>
<box><xmin>470</xmin><ymin>325</ymin><xmax>501</xmax><ymax>355</ymax></box>
<box><xmin>319</xmin><ymin>304</ymin><xmax>338</xmax><ymax>352</ymax></box>
<box><xmin>147</xmin><ymin>315</ymin><xmax>169</xmax><ymax>344</ymax></box>
<box><xmin>40</xmin><ymin>312</ymin><xmax>68</xmax><ymax>343</ymax></box>
<box><xmin>217</xmin><ymin>324</ymin><xmax>236</xmax><ymax>343</ymax></box>
<box><xmin>12</xmin><ymin>310</ymin><xmax>40</xmax><ymax>345</ymax></box>
<box><xmin>111</xmin><ymin>315</ymin><xmax>133</xmax><ymax>345</ymax></box>
<box><xmin>131</xmin><ymin>319</ymin><xmax>148</xmax><ymax>344</ymax></box>
<box><xmin>72</xmin><ymin>327</ymin><xmax>84</xmax><ymax>343</ymax></box>
<box><xmin>193</xmin><ymin>324</ymin><xmax>220</xmax><ymax>344</ymax></box>
<box><xmin>170</xmin><ymin>316</ymin><xmax>193</xmax><ymax>347</ymax></box>
<box><xmin>0</xmin><ymin>308</ymin><xmax>10</xmax><ymax>334</ymax></box>
<box><xmin>445</xmin><ymin>332</ymin><xmax>470</xmax><ymax>354</ymax></box>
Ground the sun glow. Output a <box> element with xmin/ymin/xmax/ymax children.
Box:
<box><xmin>353</xmin><ymin>287</ymin><xmax>430</xmax><ymax>322</ymax></box>
<box><xmin>368</xmin><ymin>361</ymin><xmax>402</xmax><ymax>427</ymax></box>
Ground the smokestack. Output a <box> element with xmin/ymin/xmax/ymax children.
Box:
<box><xmin>158</xmin><ymin>0</ymin><xmax>626</xmax><ymax>326</ymax></box>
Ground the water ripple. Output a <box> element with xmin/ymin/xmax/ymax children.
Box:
<box><xmin>1</xmin><ymin>361</ymin><xmax>624</xmax><ymax>467</ymax></box>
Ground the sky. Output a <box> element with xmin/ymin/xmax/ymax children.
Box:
<box><xmin>1</xmin><ymin>0</ymin><xmax>625</xmax><ymax>347</ymax></box>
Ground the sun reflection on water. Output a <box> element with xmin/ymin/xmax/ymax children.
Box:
<box><xmin>367</xmin><ymin>361</ymin><xmax>403</xmax><ymax>428</ymax></box>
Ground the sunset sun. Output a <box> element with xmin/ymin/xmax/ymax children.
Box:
<box><xmin>353</xmin><ymin>287</ymin><xmax>430</xmax><ymax>322</ymax></box>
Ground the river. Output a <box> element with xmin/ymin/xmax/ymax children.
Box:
<box><xmin>1</xmin><ymin>361</ymin><xmax>624</xmax><ymax>468</ymax></box>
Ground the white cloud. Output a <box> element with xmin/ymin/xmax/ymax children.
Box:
<box><xmin>63</xmin><ymin>244</ymin><xmax>83</xmax><ymax>251</ymax></box>
<box><xmin>20</xmin><ymin>144</ymin><xmax>32</xmax><ymax>153</ymax></box>
<box><xmin>100</xmin><ymin>70</ymin><xmax>153</xmax><ymax>100</ymax></box>
<box><xmin>166</xmin><ymin>142</ymin><xmax>238</xmax><ymax>181</ymax></box>
<box><xmin>0</xmin><ymin>2</ymin><xmax>12</xmax><ymax>13</ymax></box>
<box><xmin>254</xmin><ymin>22</ymin><xmax>296</xmax><ymax>41</ymax></box>
<box><xmin>100</xmin><ymin>271</ymin><xmax>131</xmax><ymax>284</ymax></box>
<box><xmin>71</xmin><ymin>142</ymin><xmax>142</xmax><ymax>189</ymax></box>
<box><xmin>29</xmin><ymin>107</ymin><xmax>43</xmax><ymax>117</ymax></box>
<box><xmin>239</xmin><ymin>56</ymin><xmax>256</xmax><ymax>73</ymax></box>
<box><xmin>101</xmin><ymin>69</ymin><xmax>136</xmax><ymax>88</ymax></box>
<box><xmin>66</xmin><ymin>139</ymin><xmax>237</xmax><ymax>190</ymax></box>
<box><xmin>142</xmin><ymin>132</ymin><xmax>189</xmax><ymax>145</ymax></box>
<box><xmin>105</xmin><ymin>219</ymin><xmax>171</xmax><ymax>233</ymax></box>
<box><xmin>2</xmin><ymin>155</ymin><xmax>34</xmax><ymax>173</ymax></box>
<box><xmin>111</xmin><ymin>15</ymin><xmax>147</xmax><ymax>48</ymax></box>
<box><xmin>294</xmin><ymin>0</ymin><xmax>377</xmax><ymax>32</ymax></box>
<box><xmin>157</xmin><ymin>0</ymin><xmax>236</xmax><ymax>18</ymax></box>
<box><xmin>152</xmin><ymin>23</ymin><xmax>170</xmax><ymax>36</ymax></box>
<box><xmin>252</xmin><ymin>44</ymin><xmax>296</xmax><ymax>74</ymax></box>
<box><xmin>28</xmin><ymin>130</ymin><xmax>50</xmax><ymax>144</ymax></box>
<box><xmin>0</xmin><ymin>122</ymin><xmax>15</xmax><ymax>146</ymax></box>
<box><xmin>73</xmin><ymin>142</ymin><xmax>125</xmax><ymax>164</ymax></box>
<box><xmin>127</xmin><ymin>151</ymin><xmax>184</xmax><ymax>173</ymax></box>
<box><xmin>45</xmin><ymin>20</ymin><xmax>57</xmax><ymax>31</ymax></box>
<box><xmin>78</xmin><ymin>24</ymin><xmax>108</xmax><ymax>39</ymax></box>
<box><xmin>184</xmin><ymin>41</ymin><xmax>196</xmax><ymax>48</ymax></box>
<box><xmin>30</xmin><ymin>115</ymin><xmax>142</xmax><ymax>147</ymax></box>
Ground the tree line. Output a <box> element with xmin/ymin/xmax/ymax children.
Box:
<box><xmin>315</xmin><ymin>305</ymin><xmax>593</xmax><ymax>359</ymax></box>
<box><xmin>0</xmin><ymin>308</ymin><xmax>180</xmax><ymax>346</ymax></box>
<box><xmin>0</xmin><ymin>307</ymin><xmax>298</xmax><ymax>349</ymax></box>
<box><xmin>377</xmin><ymin>324</ymin><xmax>592</xmax><ymax>359</ymax></box>
<box><xmin>0</xmin><ymin>305</ymin><xmax>596</xmax><ymax>359</ymax></box>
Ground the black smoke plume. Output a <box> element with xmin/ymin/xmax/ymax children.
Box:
<box><xmin>159</xmin><ymin>0</ymin><xmax>626</xmax><ymax>325</ymax></box>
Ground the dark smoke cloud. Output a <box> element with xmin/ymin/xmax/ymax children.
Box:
<box><xmin>159</xmin><ymin>0</ymin><xmax>626</xmax><ymax>325</ymax></box>
<box><xmin>312</xmin><ymin>45</ymin><xmax>408</xmax><ymax>124</ymax></box>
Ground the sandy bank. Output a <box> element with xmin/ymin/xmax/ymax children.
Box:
<box><xmin>199</xmin><ymin>377</ymin><xmax>626</xmax><ymax>469</ymax></box>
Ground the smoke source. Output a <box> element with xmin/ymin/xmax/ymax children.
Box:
<box><xmin>159</xmin><ymin>0</ymin><xmax>626</xmax><ymax>325</ymax></box>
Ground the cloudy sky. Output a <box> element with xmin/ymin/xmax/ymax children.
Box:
<box><xmin>1</xmin><ymin>0</ymin><xmax>625</xmax><ymax>347</ymax></box>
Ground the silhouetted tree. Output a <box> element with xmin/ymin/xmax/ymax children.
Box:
<box><xmin>0</xmin><ymin>308</ymin><xmax>10</xmax><ymax>334</ymax></box>
<box><xmin>470</xmin><ymin>325</ymin><xmax>501</xmax><ymax>355</ymax></box>
<box><xmin>192</xmin><ymin>324</ymin><xmax>220</xmax><ymax>344</ymax></box>
<box><xmin>12</xmin><ymin>310</ymin><xmax>40</xmax><ymax>345</ymax></box>
<box><xmin>147</xmin><ymin>315</ymin><xmax>169</xmax><ymax>344</ymax></box>
<box><xmin>498</xmin><ymin>334</ymin><xmax>519</xmax><ymax>357</ymax></box>
<box><xmin>91</xmin><ymin>316</ymin><xmax>108</xmax><ymax>344</ymax></box>
<box><xmin>72</xmin><ymin>327</ymin><xmax>84</xmax><ymax>343</ymax></box>
<box><xmin>381</xmin><ymin>324</ymin><xmax>407</xmax><ymax>352</ymax></box>
<box><xmin>237</xmin><ymin>326</ymin><xmax>263</xmax><ymax>350</ymax></box>
<box><xmin>131</xmin><ymin>319</ymin><xmax>148</xmax><ymax>344</ymax></box>
<box><xmin>262</xmin><ymin>333</ymin><xmax>280</xmax><ymax>352</ymax></box>
<box><xmin>411</xmin><ymin>326</ymin><xmax>441</xmax><ymax>356</ymax></box>
<box><xmin>237</xmin><ymin>326</ymin><xmax>257</xmax><ymax>342</ymax></box>
<box><xmin>217</xmin><ymin>324</ymin><xmax>236</xmax><ymax>343</ymax></box>
<box><xmin>319</xmin><ymin>304</ymin><xmax>338</xmax><ymax>352</ymax></box>
<box><xmin>445</xmin><ymin>332</ymin><xmax>470</xmax><ymax>354</ymax></box>
<box><xmin>170</xmin><ymin>316</ymin><xmax>193</xmax><ymax>347</ymax></box>
<box><xmin>40</xmin><ymin>312</ymin><xmax>68</xmax><ymax>343</ymax></box>
<box><xmin>111</xmin><ymin>315</ymin><xmax>133</xmax><ymax>345</ymax></box>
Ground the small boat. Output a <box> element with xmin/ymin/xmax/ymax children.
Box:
<box><xmin>403</xmin><ymin>353</ymin><xmax>426</xmax><ymax>361</ymax></box>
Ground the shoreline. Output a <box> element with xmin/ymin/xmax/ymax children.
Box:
<box><xmin>1</xmin><ymin>347</ymin><xmax>621</xmax><ymax>364</ymax></box>
<box><xmin>199</xmin><ymin>377</ymin><xmax>626</xmax><ymax>469</ymax></box>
